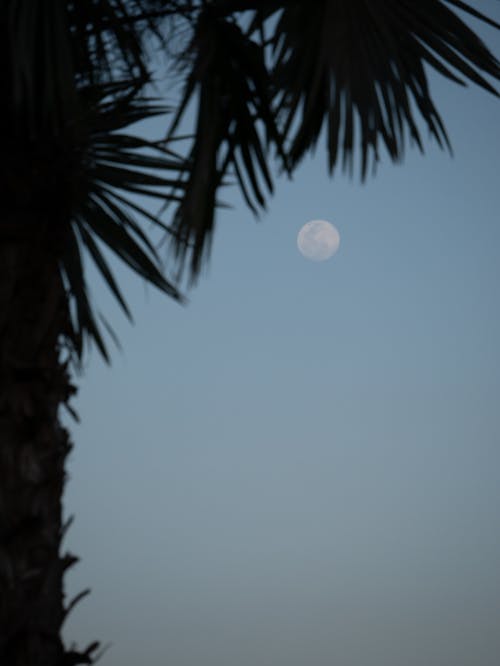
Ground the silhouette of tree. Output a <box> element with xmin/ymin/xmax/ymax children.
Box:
<box><xmin>1</xmin><ymin>1</ymin><xmax>498</xmax><ymax>663</ymax></box>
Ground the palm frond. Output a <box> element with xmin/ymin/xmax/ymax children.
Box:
<box><xmin>61</xmin><ymin>223</ymin><xmax>110</xmax><ymax>362</ymax></box>
<box><xmin>5</xmin><ymin>0</ymin><xmax>186</xmax><ymax>135</ymax></box>
<box><xmin>166</xmin><ymin>8</ymin><xmax>288</xmax><ymax>279</ymax></box>
<box><xmin>270</xmin><ymin>0</ymin><xmax>499</xmax><ymax>178</ymax></box>
<box><xmin>58</xmin><ymin>82</ymin><xmax>188</xmax><ymax>361</ymax></box>
<box><xmin>68</xmin><ymin>0</ymin><xmax>184</xmax><ymax>83</ymax></box>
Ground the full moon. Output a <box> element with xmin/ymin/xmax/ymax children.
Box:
<box><xmin>297</xmin><ymin>220</ymin><xmax>340</xmax><ymax>261</ymax></box>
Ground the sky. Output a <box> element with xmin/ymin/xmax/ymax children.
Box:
<box><xmin>63</xmin><ymin>5</ymin><xmax>500</xmax><ymax>666</ymax></box>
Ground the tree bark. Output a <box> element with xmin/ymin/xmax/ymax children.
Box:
<box><xmin>0</xmin><ymin>229</ymin><xmax>95</xmax><ymax>665</ymax></box>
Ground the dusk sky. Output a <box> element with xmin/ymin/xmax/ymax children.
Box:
<box><xmin>63</xmin><ymin>4</ymin><xmax>500</xmax><ymax>665</ymax></box>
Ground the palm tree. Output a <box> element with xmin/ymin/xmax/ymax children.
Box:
<box><xmin>1</xmin><ymin>1</ymin><xmax>498</xmax><ymax>663</ymax></box>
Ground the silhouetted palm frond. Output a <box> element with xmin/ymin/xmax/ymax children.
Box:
<box><xmin>269</xmin><ymin>0</ymin><xmax>499</xmax><ymax>179</ymax></box>
<box><xmin>60</xmin><ymin>82</ymin><xmax>188</xmax><ymax>360</ymax></box>
<box><xmin>166</xmin><ymin>8</ymin><xmax>287</xmax><ymax>279</ymax></box>
<box><xmin>5</xmin><ymin>0</ymin><xmax>185</xmax><ymax>134</ymax></box>
<box><xmin>68</xmin><ymin>0</ymin><xmax>181</xmax><ymax>83</ymax></box>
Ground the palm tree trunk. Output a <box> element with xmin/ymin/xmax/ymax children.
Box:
<box><xmin>0</xmin><ymin>228</ymin><xmax>92</xmax><ymax>665</ymax></box>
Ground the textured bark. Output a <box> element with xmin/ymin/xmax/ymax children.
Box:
<box><xmin>0</xmin><ymin>230</ymin><xmax>96</xmax><ymax>665</ymax></box>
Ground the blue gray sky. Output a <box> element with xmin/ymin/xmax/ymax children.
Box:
<box><xmin>63</xmin><ymin>5</ymin><xmax>500</xmax><ymax>665</ymax></box>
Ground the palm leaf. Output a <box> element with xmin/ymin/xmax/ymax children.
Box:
<box><xmin>78</xmin><ymin>225</ymin><xmax>133</xmax><ymax>321</ymax></box>
<box><xmin>166</xmin><ymin>9</ymin><xmax>288</xmax><ymax>279</ymax></box>
<box><xmin>269</xmin><ymin>0</ymin><xmax>499</xmax><ymax>177</ymax></box>
<box><xmin>58</xmin><ymin>81</ymin><xmax>188</xmax><ymax>360</ymax></box>
<box><xmin>67</xmin><ymin>0</ymin><xmax>179</xmax><ymax>84</ymax></box>
<box><xmin>6</xmin><ymin>0</ymin><xmax>178</xmax><ymax>135</ymax></box>
<box><xmin>61</xmin><ymin>223</ymin><xmax>110</xmax><ymax>362</ymax></box>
